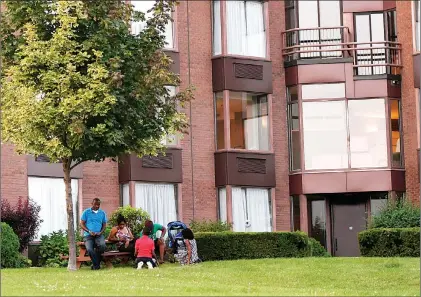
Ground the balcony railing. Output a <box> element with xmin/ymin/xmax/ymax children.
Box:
<box><xmin>282</xmin><ymin>27</ymin><xmax>402</xmax><ymax>76</ymax></box>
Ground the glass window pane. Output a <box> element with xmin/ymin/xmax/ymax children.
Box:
<box><xmin>213</xmin><ymin>0</ymin><xmax>222</xmax><ymax>55</ymax></box>
<box><xmin>229</xmin><ymin>92</ymin><xmax>269</xmax><ymax>151</ymax></box>
<box><xmin>218</xmin><ymin>188</ymin><xmax>227</xmax><ymax>222</ymax></box>
<box><xmin>301</xmin><ymin>83</ymin><xmax>345</xmax><ymax>100</ymax></box>
<box><xmin>371</xmin><ymin>197</ymin><xmax>387</xmax><ymax>216</ymax></box>
<box><xmin>298</xmin><ymin>0</ymin><xmax>318</xmax><ymax>28</ymax></box>
<box><xmin>215</xmin><ymin>92</ymin><xmax>224</xmax><ymax>150</ymax></box>
<box><xmin>309</xmin><ymin>199</ymin><xmax>327</xmax><ymax>249</ymax></box>
<box><xmin>291</xmin><ymin>196</ymin><xmax>300</xmax><ymax>231</ymax></box>
<box><xmin>287</xmin><ymin>86</ymin><xmax>298</xmax><ymax>102</ymax></box>
<box><xmin>390</xmin><ymin>100</ymin><xmax>402</xmax><ymax>167</ymax></box>
<box><xmin>226</xmin><ymin>1</ymin><xmax>266</xmax><ymax>57</ymax></box>
<box><xmin>303</xmin><ymin>101</ymin><xmax>348</xmax><ymax>170</ymax></box>
<box><xmin>161</xmin><ymin>86</ymin><xmax>178</xmax><ymax>146</ymax></box>
<box><xmin>319</xmin><ymin>1</ymin><xmax>341</xmax><ymax>27</ymax></box>
<box><xmin>348</xmin><ymin>99</ymin><xmax>388</xmax><ymax>168</ymax></box>
<box><xmin>288</xmin><ymin>102</ymin><xmax>301</xmax><ymax>171</ymax></box>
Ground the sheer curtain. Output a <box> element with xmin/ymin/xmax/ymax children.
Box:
<box><xmin>121</xmin><ymin>183</ymin><xmax>130</xmax><ymax>206</ymax></box>
<box><xmin>28</xmin><ymin>177</ymin><xmax>79</xmax><ymax>240</ymax></box>
<box><xmin>135</xmin><ymin>182</ymin><xmax>177</xmax><ymax>228</ymax></box>
<box><xmin>218</xmin><ymin>188</ymin><xmax>227</xmax><ymax>222</ymax></box>
<box><xmin>226</xmin><ymin>1</ymin><xmax>265</xmax><ymax>57</ymax></box>
<box><xmin>232</xmin><ymin>187</ymin><xmax>271</xmax><ymax>232</ymax></box>
<box><xmin>213</xmin><ymin>0</ymin><xmax>222</xmax><ymax>55</ymax></box>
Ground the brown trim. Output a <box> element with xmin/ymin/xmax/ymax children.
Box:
<box><xmin>299</xmin><ymin>194</ymin><xmax>308</xmax><ymax>233</ymax></box>
<box><xmin>226</xmin><ymin>185</ymin><xmax>233</xmax><ymax>226</ymax></box>
<box><xmin>27</xmin><ymin>155</ymin><xmax>83</xmax><ymax>179</ymax></box>
<box><xmin>129</xmin><ymin>181</ymin><xmax>135</xmax><ymax>206</ymax></box>
<box><xmin>223</xmin><ymin>90</ymin><xmax>230</xmax><ymax>150</ymax></box>
<box><xmin>414</xmin><ymin>54</ymin><xmax>420</xmax><ymax>88</ymax></box>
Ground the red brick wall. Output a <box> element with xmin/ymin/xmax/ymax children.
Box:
<box><xmin>396</xmin><ymin>1</ymin><xmax>420</xmax><ymax>203</ymax></box>
<box><xmin>81</xmin><ymin>159</ymin><xmax>120</xmax><ymax>217</ymax></box>
<box><xmin>178</xmin><ymin>1</ymin><xmax>217</xmax><ymax>222</ymax></box>
<box><xmin>269</xmin><ymin>1</ymin><xmax>291</xmax><ymax>231</ymax></box>
<box><xmin>1</xmin><ymin>144</ymin><xmax>28</xmax><ymax>203</ymax></box>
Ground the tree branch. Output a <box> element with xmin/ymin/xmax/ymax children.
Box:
<box><xmin>70</xmin><ymin>159</ymin><xmax>85</xmax><ymax>170</ymax></box>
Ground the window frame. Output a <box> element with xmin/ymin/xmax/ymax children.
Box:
<box><xmin>287</xmin><ymin>86</ymin><xmax>301</xmax><ymax>171</ymax></box>
<box><xmin>390</xmin><ymin>98</ymin><xmax>404</xmax><ymax>168</ymax></box>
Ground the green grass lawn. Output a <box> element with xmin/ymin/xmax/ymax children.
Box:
<box><xmin>1</xmin><ymin>258</ymin><xmax>420</xmax><ymax>296</ymax></box>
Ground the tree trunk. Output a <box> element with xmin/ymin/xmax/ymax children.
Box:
<box><xmin>63</xmin><ymin>158</ymin><xmax>77</xmax><ymax>271</ymax></box>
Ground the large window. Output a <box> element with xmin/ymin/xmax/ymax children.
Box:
<box><xmin>348</xmin><ymin>99</ymin><xmax>388</xmax><ymax>168</ymax></box>
<box><xmin>231</xmin><ymin>187</ymin><xmax>271</xmax><ymax>232</ymax></box>
<box><xmin>121</xmin><ymin>183</ymin><xmax>130</xmax><ymax>206</ymax></box>
<box><xmin>287</xmin><ymin>86</ymin><xmax>301</xmax><ymax>170</ymax></box>
<box><xmin>134</xmin><ymin>182</ymin><xmax>177</xmax><ymax>229</ymax></box>
<box><xmin>390</xmin><ymin>99</ymin><xmax>402</xmax><ymax>167</ymax></box>
<box><xmin>301</xmin><ymin>83</ymin><xmax>345</xmax><ymax>100</ymax></box>
<box><xmin>131</xmin><ymin>1</ymin><xmax>174</xmax><ymax>49</ymax></box>
<box><xmin>160</xmin><ymin>86</ymin><xmax>178</xmax><ymax>146</ymax></box>
<box><xmin>308</xmin><ymin>198</ymin><xmax>327</xmax><ymax>249</ymax></box>
<box><xmin>28</xmin><ymin>177</ymin><xmax>79</xmax><ymax>240</ymax></box>
<box><xmin>213</xmin><ymin>1</ymin><xmax>266</xmax><ymax>58</ymax></box>
<box><xmin>216</xmin><ymin>92</ymin><xmax>270</xmax><ymax>151</ymax></box>
<box><xmin>302</xmin><ymin>101</ymin><xmax>348</xmax><ymax>170</ymax></box>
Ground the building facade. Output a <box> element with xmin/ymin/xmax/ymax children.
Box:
<box><xmin>1</xmin><ymin>0</ymin><xmax>419</xmax><ymax>257</ymax></box>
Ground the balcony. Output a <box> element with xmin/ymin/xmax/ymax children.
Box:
<box><xmin>282</xmin><ymin>27</ymin><xmax>402</xmax><ymax>77</ymax></box>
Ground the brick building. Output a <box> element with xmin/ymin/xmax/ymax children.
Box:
<box><xmin>1</xmin><ymin>0</ymin><xmax>420</xmax><ymax>257</ymax></box>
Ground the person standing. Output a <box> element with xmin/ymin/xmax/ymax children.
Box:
<box><xmin>80</xmin><ymin>198</ymin><xmax>107</xmax><ymax>270</ymax></box>
<box><xmin>144</xmin><ymin>220</ymin><xmax>166</xmax><ymax>264</ymax></box>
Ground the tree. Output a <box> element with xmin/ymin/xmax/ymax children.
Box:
<box><xmin>1</xmin><ymin>0</ymin><xmax>192</xmax><ymax>271</ymax></box>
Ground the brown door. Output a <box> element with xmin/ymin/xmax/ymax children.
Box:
<box><xmin>332</xmin><ymin>201</ymin><xmax>367</xmax><ymax>257</ymax></box>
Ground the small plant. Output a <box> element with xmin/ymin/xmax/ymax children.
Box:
<box><xmin>369</xmin><ymin>199</ymin><xmax>420</xmax><ymax>229</ymax></box>
<box><xmin>109</xmin><ymin>206</ymin><xmax>150</xmax><ymax>238</ymax></box>
<box><xmin>1</xmin><ymin>222</ymin><xmax>31</xmax><ymax>268</ymax></box>
<box><xmin>38</xmin><ymin>230</ymin><xmax>69</xmax><ymax>267</ymax></box>
<box><xmin>308</xmin><ymin>237</ymin><xmax>330</xmax><ymax>257</ymax></box>
<box><xmin>189</xmin><ymin>220</ymin><xmax>232</xmax><ymax>233</ymax></box>
<box><xmin>1</xmin><ymin>197</ymin><xmax>43</xmax><ymax>252</ymax></box>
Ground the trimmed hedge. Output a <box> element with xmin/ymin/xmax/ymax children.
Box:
<box><xmin>195</xmin><ymin>232</ymin><xmax>327</xmax><ymax>261</ymax></box>
<box><xmin>1</xmin><ymin>223</ymin><xmax>31</xmax><ymax>268</ymax></box>
<box><xmin>359</xmin><ymin>228</ymin><xmax>420</xmax><ymax>257</ymax></box>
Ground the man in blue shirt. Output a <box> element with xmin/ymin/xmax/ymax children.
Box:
<box><xmin>80</xmin><ymin>198</ymin><xmax>107</xmax><ymax>270</ymax></box>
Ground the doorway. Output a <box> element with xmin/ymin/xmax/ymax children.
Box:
<box><xmin>331</xmin><ymin>195</ymin><xmax>367</xmax><ymax>257</ymax></box>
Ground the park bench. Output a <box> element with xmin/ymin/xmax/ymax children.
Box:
<box><xmin>60</xmin><ymin>240</ymin><xmax>131</xmax><ymax>269</ymax></box>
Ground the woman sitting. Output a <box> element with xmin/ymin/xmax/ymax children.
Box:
<box><xmin>174</xmin><ymin>228</ymin><xmax>200</xmax><ymax>265</ymax></box>
<box><xmin>108</xmin><ymin>215</ymin><xmax>135</xmax><ymax>257</ymax></box>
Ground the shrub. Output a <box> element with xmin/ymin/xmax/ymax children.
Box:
<box><xmin>189</xmin><ymin>220</ymin><xmax>232</xmax><ymax>233</ymax></box>
<box><xmin>109</xmin><ymin>206</ymin><xmax>150</xmax><ymax>238</ymax></box>
<box><xmin>369</xmin><ymin>200</ymin><xmax>420</xmax><ymax>229</ymax></box>
<box><xmin>1</xmin><ymin>197</ymin><xmax>42</xmax><ymax>252</ymax></box>
<box><xmin>195</xmin><ymin>231</ymin><xmax>316</xmax><ymax>261</ymax></box>
<box><xmin>358</xmin><ymin>228</ymin><xmax>420</xmax><ymax>257</ymax></box>
<box><xmin>38</xmin><ymin>230</ymin><xmax>69</xmax><ymax>267</ymax></box>
<box><xmin>1</xmin><ymin>222</ymin><xmax>31</xmax><ymax>268</ymax></box>
<box><xmin>308</xmin><ymin>237</ymin><xmax>330</xmax><ymax>257</ymax></box>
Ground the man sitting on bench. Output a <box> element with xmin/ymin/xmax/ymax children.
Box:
<box><xmin>80</xmin><ymin>198</ymin><xmax>107</xmax><ymax>270</ymax></box>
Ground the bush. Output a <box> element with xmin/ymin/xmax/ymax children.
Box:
<box><xmin>1</xmin><ymin>223</ymin><xmax>31</xmax><ymax>268</ymax></box>
<box><xmin>358</xmin><ymin>228</ymin><xmax>420</xmax><ymax>257</ymax></box>
<box><xmin>1</xmin><ymin>197</ymin><xmax>43</xmax><ymax>252</ymax></box>
<box><xmin>109</xmin><ymin>206</ymin><xmax>150</xmax><ymax>238</ymax></box>
<box><xmin>308</xmin><ymin>237</ymin><xmax>330</xmax><ymax>257</ymax></box>
<box><xmin>195</xmin><ymin>231</ymin><xmax>318</xmax><ymax>261</ymax></box>
<box><xmin>369</xmin><ymin>200</ymin><xmax>420</xmax><ymax>229</ymax></box>
<box><xmin>38</xmin><ymin>230</ymin><xmax>69</xmax><ymax>267</ymax></box>
<box><xmin>189</xmin><ymin>220</ymin><xmax>232</xmax><ymax>233</ymax></box>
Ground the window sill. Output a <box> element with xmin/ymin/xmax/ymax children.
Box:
<box><xmin>215</xmin><ymin>149</ymin><xmax>274</xmax><ymax>154</ymax></box>
<box><xmin>211</xmin><ymin>54</ymin><xmax>270</xmax><ymax>62</ymax></box>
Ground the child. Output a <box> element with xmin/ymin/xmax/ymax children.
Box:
<box><xmin>134</xmin><ymin>227</ymin><xmax>157</xmax><ymax>269</ymax></box>
<box><xmin>174</xmin><ymin>228</ymin><xmax>200</xmax><ymax>265</ymax></box>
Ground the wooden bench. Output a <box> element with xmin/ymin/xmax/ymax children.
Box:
<box><xmin>60</xmin><ymin>240</ymin><xmax>131</xmax><ymax>269</ymax></box>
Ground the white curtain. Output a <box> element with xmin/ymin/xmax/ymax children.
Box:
<box><xmin>226</xmin><ymin>1</ymin><xmax>265</xmax><ymax>57</ymax></box>
<box><xmin>122</xmin><ymin>183</ymin><xmax>130</xmax><ymax>206</ymax></box>
<box><xmin>28</xmin><ymin>177</ymin><xmax>79</xmax><ymax>240</ymax></box>
<box><xmin>135</xmin><ymin>182</ymin><xmax>177</xmax><ymax>228</ymax></box>
<box><xmin>232</xmin><ymin>187</ymin><xmax>271</xmax><ymax>232</ymax></box>
<box><xmin>218</xmin><ymin>188</ymin><xmax>227</xmax><ymax>222</ymax></box>
<box><xmin>131</xmin><ymin>0</ymin><xmax>173</xmax><ymax>48</ymax></box>
<box><xmin>213</xmin><ymin>0</ymin><xmax>222</xmax><ymax>55</ymax></box>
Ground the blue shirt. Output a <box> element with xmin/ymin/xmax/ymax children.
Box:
<box><xmin>81</xmin><ymin>208</ymin><xmax>107</xmax><ymax>236</ymax></box>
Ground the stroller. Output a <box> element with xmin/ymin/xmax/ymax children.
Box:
<box><xmin>166</xmin><ymin>221</ymin><xmax>188</xmax><ymax>262</ymax></box>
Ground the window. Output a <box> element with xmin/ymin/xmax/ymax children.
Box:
<box><xmin>121</xmin><ymin>183</ymin><xmax>130</xmax><ymax>206</ymax></box>
<box><xmin>301</xmin><ymin>83</ymin><xmax>345</xmax><ymax>100</ymax></box>
<box><xmin>231</xmin><ymin>187</ymin><xmax>271</xmax><ymax>232</ymax></box>
<box><xmin>287</xmin><ymin>86</ymin><xmax>301</xmax><ymax>170</ymax></box>
<box><xmin>302</xmin><ymin>101</ymin><xmax>348</xmax><ymax>170</ymax></box>
<box><xmin>308</xmin><ymin>198</ymin><xmax>327</xmax><ymax>248</ymax></box>
<box><xmin>160</xmin><ymin>86</ymin><xmax>178</xmax><ymax>146</ymax></box>
<box><xmin>218</xmin><ymin>187</ymin><xmax>227</xmax><ymax>222</ymax></box>
<box><xmin>131</xmin><ymin>0</ymin><xmax>174</xmax><ymax>49</ymax></box>
<box><xmin>390</xmin><ymin>99</ymin><xmax>402</xmax><ymax>167</ymax></box>
<box><xmin>285</xmin><ymin>0</ymin><xmax>296</xmax><ymax>30</ymax></box>
<box><xmin>213</xmin><ymin>0</ymin><xmax>222</xmax><ymax>55</ymax></box>
<box><xmin>348</xmin><ymin>99</ymin><xmax>387</xmax><ymax>168</ymax></box>
<box><xmin>370</xmin><ymin>194</ymin><xmax>387</xmax><ymax>216</ymax></box>
<box><xmin>215</xmin><ymin>92</ymin><xmax>225</xmax><ymax>150</ymax></box>
<box><xmin>415</xmin><ymin>0</ymin><xmax>420</xmax><ymax>51</ymax></box>
<box><xmin>226</xmin><ymin>1</ymin><xmax>266</xmax><ymax>58</ymax></box>
<box><xmin>229</xmin><ymin>92</ymin><xmax>269</xmax><ymax>150</ymax></box>
<box><xmin>290</xmin><ymin>195</ymin><xmax>300</xmax><ymax>231</ymax></box>
<box><xmin>134</xmin><ymin>183</ymin><xmax>177</xmax><ymax>229</ymax></box>
<box><xmin>28</xmin><ymin>177</ymin><xmax>79</xmax><ymax>240</ymax></box>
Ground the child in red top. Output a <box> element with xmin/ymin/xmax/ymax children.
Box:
<box><xmin>134</xmin><ymin>227</ymin><xmax>157</xmax><ymax>269</ymax></box>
